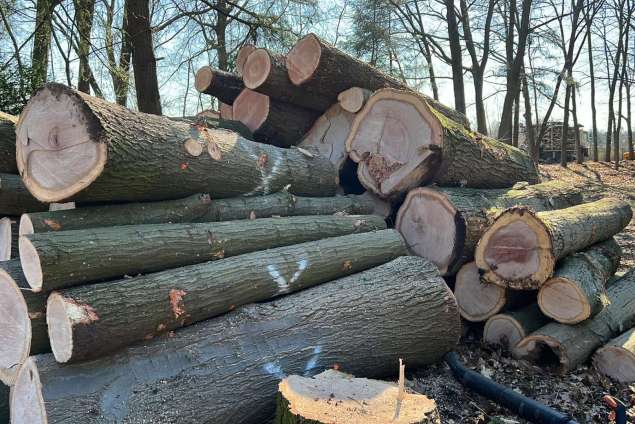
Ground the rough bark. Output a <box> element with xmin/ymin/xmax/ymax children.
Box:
<box><xmin>593</xmin><ymin>327</ymin><xmax>635</xmax><ymax>382</ymax></box>
<box><xmin>232</xmin><ymin>89</ymin><xmax>321</xmax><ymax>147</ymax></box>
<box><xmin>11</xmin><ymin>256</ymin><xmax>460</xmax><ymax>424</ymax></box>
<box><xmin>444</xmin><ymin>0</ymin><xmax>466</xmax><ymax>114</ymax></box>
<box><xmin>16</xmin><ymin>83</ymin><xmax>337</xmax><ymax>203</ymax></box>
<box><xmin>73</xmin><ymin>0</ymin><xmax>95</xmax><ymax>93</ymax></box>
<box><xmin>346</xmin><ymin>89</ymin><xmax>538</xmax><ymax>198</ymax></box>
<box><xmin>0</xmin><ymin>112</ymin><xmax>18</xmax><ymax>174</ymax></box>
<box><xmin>538</xmin><ymin>239</ymin><xmax>620</xmax><ymax>324</ymax></box>
<box><xmin>21</xmin><ymin>214</ymin><xmax>385</xmax><ymax>292</ymax></box>
<box><xmin>395</xmin><ymin>180</ymin><xmax>583</xmax><ymax>276</ymax></box>
<box><xmin>483</xmin><ymin>304</ymin><xmax>549</xmax><ymax>351</ymax></box>
<box><xmin>337</xmin><ymin>87</ymin><xmax>372</xmax><ymax>113</ymax></box>
<box><xmin>194</xmin><ymin>67</ymin><xmax>244</xmax><ymax>105</ymax></box>
<box><xmin>275</xmin><ymin>370</ymin><xmax>440</xmax><ymax>424</ymax></box>
<box><xmin>0</xmin><ymin>259</ymin><xmax>48</xmax><ymax>385</ymax></box>
<box><xmin>32</xmin><ymin>0</ymin><xmax>56</xmax><ymax>85</ymax></box>
<box><xmin>476</xmin><ymin>198</ymin><xmax>632</xmax><ymax>290</ymax></box>
<box><xmin>514</xmin><ymin>268</ymin><xmax>635</xmax><ymax>373</ymax></box>
<box><xmin>0</xmin><ymin>173</ymin><xmax>48</xmax><ymax>215</ymax></box>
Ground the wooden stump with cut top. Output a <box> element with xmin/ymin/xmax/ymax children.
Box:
<box><xmin>593</xmin><ymin>328</ymin><xmax>635</xmax><ymax>382</ymax></box>
<box><xmin>483</xmin><ymin>304</ymin><xmax>549</xmax><ymax>351</ymax></box>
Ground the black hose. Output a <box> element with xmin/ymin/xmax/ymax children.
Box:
<box><xmin>444</xmin><ymin>351</ymin><xmax>578</xmax><ymax>424</ymax></box>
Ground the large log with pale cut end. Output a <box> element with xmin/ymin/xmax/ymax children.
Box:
<box><xmin>16</xmin><ymin>83</ymin><xmax>337</xmax><ymax>203</ymax></box>
<box><xmin>454</xmin><ymin>262</ymin><xmax>534</xmax><ymax>322</ymax></box>
<box><xmin>538</xmin><ymin>239</ymin><xmax>620</xmax><ymax>324</ymax></box>
<box><xmin>12</xmin><ymin>256</ymin><xmax>460</xmax><ymax>424</ymax></box>
<box><xmin>232</xmin><ymin>89</ymin><xmax>321</xmax><ymax>147</ymax></box>
<box><xmin>235</xmin><ymin>43</ymin><xmax>256</xmax><ymax>76</ymax></box>
<box><xmin>483</xmin><ymin>304</ymin><xmax>549</xmax><ymax>351</ymax></box>
<box><xmin>346</xmin><ymin>89</ymin><xmax>539</xmax><ymax>198</ymax></box>
<box><xmin>593</xmin><ymin>328</ymin><xmax>635</xmax><ymax>382</ymax></box>
<box><xmin>0</xmin><ymin>173</ymin><xmax>48</xmax><ymax>215</ymax></box>
<box><xmin>0</xmin><ymin>217</ymin><xmax>17</xmax><ymax>261</ymax></box>
<box><xmin>395</xmin><ymin>180</ymin><xmax>583</xmax><ymax>276</ymax></box>
<box><xmin>243</xmin><ymin>48</ymin><xmax>333</xmax><ymax>112</ymax></box>
<box><xmin>21</xmin><ymin>214</ymin><xmax>385</xmax><ymax>292</ymax></box>
<box><xmin>475</xmin><ymin>198</ymin><xmax>632</xmax><ymax>290</ymax></box>
<box><xmin>193</xmin><ymin>67</ymin><xmax>244</xmax><ymax>105</ymax></box>
<box><xmin>0</xmin><ymin>112</ymin><xmax>17</xmax><ymax>174</ymax></box>
<box><xmin>338</xmin><ymin>87</ymin><xmax>372</xmax><ymax>113</ymax></box>
<box><xmin>47</xmin><ymin>230</ymin><xmax>406</xmax><ymax>363</ymax></box>
<box><xmin>514</xmin><ymin>268</ymin><xmax>635</xmax><ymax>373</ymax></box>
<box><xmin>276</xmin><ymin>369</ymin><xmax>440</xmax><ymax>424</ymax></box>
<box><xmin>298</xmin><ymin>104</ymin><xmax>355</xmax><ymax>172</ymax></box>
<box><xmin>0</xmin><ymin>259</ymin><xmax>48</xmax><ymax>385</ymax></box>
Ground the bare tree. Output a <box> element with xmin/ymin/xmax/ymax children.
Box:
<box><xmin>73</xmin><ymin>0</ymin><xmax>96</xmax><ymax>93</ymax></box>
<box><xmin>32</xmin><ymin>0</ymin><xmax>60</xmax><ymax>85</ymax></box>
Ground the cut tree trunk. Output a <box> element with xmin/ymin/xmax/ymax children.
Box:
<box><xmin>395</xmin><ymin>180</ymin><xmax>583</xmax><ymax>276</ymax></box>
<box><xmin>514</xmin><ymin>268</ymin><xmax>635</xmax><ymax>373</ymax></box>
<box><xmin>454</xmin><ymin>262</ymin><xmax>534</xmax><ymax>322</ymax></box>
<box><xmin>20</xmin><ymin>191</ymin><xmax>381</xmax><ymax>236</ymax></box>
<box><xmin>219</xmin><ymin>103</ymin><xmax>233</xmax><ymax>120</ymax></box>
<box><xmin>21</xmin><ymin>214</ymin><xmax>385</xmax><ymax>292</ymax></box>
<box><xmin>298</xmin><ymin>104</ymin><xmax>355</xmax><ymax>172</ymax></box>
<box><xmin>194</xmin><ymin>67</ymin><xmax>244</xmax><ymax>105</ymax></box>
<box><xmin>0</xmin><ymin>173</ymin><xmax>48</xmax><ymax>215</ymax></box>
<box><xmin>242</xmin><ymin>48</ymin><xmax>333</xmax><ymax>112</ymax></box>
<box><xmin>483</xmin><ymin>304</ymin><xmax>549</xmax><ymax>351</ymax></box>
<box><xmin>0</xmin><ymin>217</ymin><xmax>17</xmax><ymax>261</ymax></box>
<box><xmin>47</xmin><ymin>229</ymin><xmax>406</xmax><ymax>363</ymax></box>
<box><xmin>346</xmin><ymin>89</ymin><xmax>539</xmax><ymax>198</ymax></box>
<box><xmin>0</xmin><ymin>112</ymin><xmax>18</xmax><ymax>174</ymax></box>
<box><xmin>337</xmin><ymin>87</ymin><xmax>372</xmax><ymax>113</ymax></box>
<box><xmin>232</xmin><ymin>89</ymin><xmax>321</xmax><ymax>147</ymax></box>
<box><xmin>538</xmin><ymin>238</ymin><xmax>621</xmax><ymax>324</ymax></box>
<box><xmin>16</xmin><ymin>83</ymin><xmax>337</xmax><ymax>203</ymax></box>
<box><xmin>235</xmin><ymin>43</ymin><xmax>256</xmax><ymax>76</ymax></box>
<box><xmin>475</xmin><ymin>198</ymin><xmax>632</xmax><ymax>290</ymax></box>
<box><xmin>0</xmin><ymin>259</ymin><xmax>48</xmax><ymax>385</ymax></box>
<box><xmin>11</xmin><ymin>256</ymin><xmax>460</xmax><ymax>424</ymax></box>
<box><xmin>275</xmin><ymin>369</ymin><xmax>440</xmax><ymax>424</ymax></box>
<box><xmin>593</xmin><ymin>328</ymin><xmax>635</xmax><ymax>382</ymax></box>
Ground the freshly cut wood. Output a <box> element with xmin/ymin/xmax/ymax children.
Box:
<box><xmin>454</xmin><ymin>262</ymin><xmax>534</xmax><ymax>322</ymax></box>
<box><xmin>243</xmin><ymin>48</ymin><xmax>333</xmax><ymax>112</ymax></box>
<box><xmin>0</xmin><ymin>112</ymin><xmax>18</xmax><ymax>174</ymax></box>
<box><xmin>593</xmin><ymin>328</ymin><xmax>635</xmax><ymax>382</ymax></box>
<box><xmin>21</xmin><ymin>214</ymin><xmax>385</xmax><ymax>292</ymax></box>
<box><xmin>219</xmin><ymin>102</ymin><xmax>233</xmax><ymax>120</ymax></box>
<box><xmin>16</xmin><ymin>83</ymin><xmax>337</xmax><ymax>203</ymax></box>
<box><xmin>346</xmin><ymin>89</ymin><xmax>539</xmax><ymax>198</ymax></box>
<box><xmin>12</xmin><ymin>256</ymin><xmax>460</xmax><ymax>424</ymax></box>
<box><xmin>48</xmin><ymin>202</ymin><xmax>75</xmax><ymax>211</ymax></box>
<box><xmin>0</xmin><ymin>259</ymin><xmax>48</xmax><ymax>385</ymax></box>
<box><xmin>0</xmin><ymin>173</ymin><xmax>48</xmax><ymax>215</ymax></box>
<box><xmin>337</xmin><ymin>87</ymin><xmax>372</xmax><ymax>113</ymax></box>
<box><xmin>232</xmin><ymin>89</ymin><xmax>320</xmax><ymax>147</ymax></box>
<box><xmin>483</xmin><ymin>304</ymin><xmax>549</xmax><ymax>351</ymax></box>
<box><xmin>194</xmin><ymin>67</ymin><xmax>244</xmax><ymax>104</ymax></box>
<box><xmin>276</xmin><ymin>369</ymin><xmax>440</xmax><ymax>423</ymax></box>
<box><xmin>0</xmin><ymin>217</ymin><xmax>16</xmax><ymax>261</ymax></box>
<box><xmin>235</xmin><ymin>43</ymin><xmax>256</xmax><ymax>76</ymax></box>
<box><xmin>395</xmin><ymin>180</ymin><xmax>583</xmax><ymax>276</ymax></box>
<box><xmin>298</xmin><ymin>104</ymin><xmax>355</xmax><ymax>172</ymax></box>
<box><xmin>514</xmin><ymin>268</ymin><xmax>635</xmax><ymax>372</ymax></box>
<box><xmin>538</xmin><ymin>239</ymin><xmax>620</xmax><ymax>324</ymax></box>
<box><xmin>20</xmin><ymin>191</ymin><xmax>381</xmax><ymax>236</ymax></box>
<box><xmin>475</xmin><ymin>198</ymin><xmax>632</xmax><ymax>290</ymax></box>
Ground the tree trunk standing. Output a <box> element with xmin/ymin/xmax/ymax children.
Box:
<box><xmin>604</xmin><ymin>1</ymin><xmax>627</xmax><ymax>162</ymax></box>
<box><xmin>585</xmin><ymin>11</ymin><xmax>598</xmax><ymax>161</ymax></box>
<box><xmin>0</xmin><ymin>112</ymin><xmax>18</xmax><ymax>174</ymax></box>
<box><xmin>444</xmin><ymin>0</ymin><xmax>466</xmax><ymax>114</ymax></box>
<box><xmin>126</xmin><ymin>0</ymin><xmax>161</xmax><ymax>115</ymax></box>
<box><xmin>571</xmin><ymin>84</ymin><xmax>582</xmax><ymax>164</ymax></box>
<box><xmin>512</xmin><ymin>90</ymin><xmax>521</xmax><ymax>147</ymax></box>
<box><xmin>522</xmin><ymin>68</ymin><xmax>537</xmax><ymax>162</ymax></box>
<box><xmin>213</xmin><ymin>0</ymin><xmax>229</xmax><ymax>71</ymax></box>
<box><xmin>0</xmin><ymin>174</ymin><xmax>48</xmax><ymax>216</ymax></box>
<box><xmin>12</xmin><ymin>256</ymin><xmax>459</xmax><ymax>424</ymax></box>
<box><xmin>73</xmin><ymin>0</ymin><xmax>95</xmax><ymax>93</ymax></box>
<box><xmin>593</xmin><ymin>328</ymin><xmax>635</xmax><ymax>382</ymax></box>
<box><xmin>32</xmin><ymin>0</ymin><xmax>57</xmax><ymax>85</ymax></box>
<box><xmin>560</xmin><ymin>82</ymin><xmax>572</xmax><ymax>167</ymax></box>
<box><xmin>628</xmin><ymin>76</ymin><xmax>633</xmax><ymax>160</ymax></box>
<box><xmin>105</xmin><ymin>0</ymin><xmax>132</xmax><ymax>106</ymax></box>
<box><xmin>614</xmin><ymin>18</ymin><xmax>630</xmax><ymax>168</ymax></box>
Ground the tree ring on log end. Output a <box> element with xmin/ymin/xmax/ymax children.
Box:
<box><xmin>0</xmin><ymin>217</ymin><xmax>12</xmax><ymax>261</ymax></box>
<box><xmin>46</xmin><ymin>292</ymin><xmax>74</xmax><ymax>363</ymax></box>
<box><xmin>194</xmin><ymin>66</ymin><xmax>214</xmax><ymax>93</ymax></box>
<box><xmin>235</xmin><ymin>44</ymin><xmax>256</xmax><ymax>76</ymax></box>
<box><xmin>286</xmin><ymin>34</ymin><xmax>322</xmax><ymax>86</ymax></box>
<box><xmin>395</xmin><ymin>188</ymin><xmax>462</xmax><ymax>275</ymax></box>
<box><xmin>455</xmin><ymin>262</ymin><xmax>506</xmax><ymax>322</ymax></box>
<box><xmin>483</xmin><ymin>314</ymin><xmax>524</xmax><ymax>349</ymax></box>
<box><xmin>232</xmin><ymin>89</ymin><xmax>270</xmax><ymax>133</ymax></box>
<box><xmin>513</xmin><ymin>335</ymin><xmax>568</xmax><ymax>373</ymax></box>
<box><xmin>476</xmin><ymin>208</ymin><xmax>553</xmax><ymax>289</ymax></box>
<box><xmin>19</xmin><ymin>236</ymin><xmax>43</xmax><ymax>292</ymax></box>
<box><xmin>538</xmin><ymin>277</ymin><xmax>590</xmax><ymax>324</ymax></box>
<box><xmin>18</xmin><ymin>215</ymin><xmax>34</xmax><ymax>237</ymax></box>
<box><xmin>10</xmin><ymin>357</ymin><xmax>47</xmax><ymax>424</ymax></box>
<box><xmin>243</xmin><ymin>49</ymin><xmax>273</xmax><ymax>89</ymax></box>
<box><xmin>594</xmin><ymin>346</ymin><xmax>635</xmax><ymax>383</ymax></box>
<box><xmin>0</xmin><ymin>268</ymin><xmax>31</xmax><ymax>385</ymax></box>
<box><xmin>16</xmin><ymin>84</ymin><xmax>107</xmax><ymax>203</ymax></box>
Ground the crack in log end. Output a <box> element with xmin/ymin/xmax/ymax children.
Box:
<box><xmin>365</xmin><ymin>154</ymin><xmax>403</xmax><ymax>185</ymax></box>
<box><xmin>169</xmin><ymin>289</ymin><xmax>187</xmax><ymax>320</ymax></box>
<box><xmin>43</xmin><ymin>219</ymin><xmax>61</xmax><ymax>231</ymax></box>
<box><xmin>257</xmin><ymin>153</ymin><xmax>268</xmax><ymax>169</ymax></box>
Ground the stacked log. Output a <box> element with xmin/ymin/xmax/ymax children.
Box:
<box><xmin>483</xmin><ymin>304</ymin><xmax>549</xmax><ymax>351</ymax></box>
<box><xmin>194</xmin><ymin>67</ymin><xmax>244</xmax><ymax>105</ymax></box>
<box><xmin>593</xmin><ymin>328</ymin><xmax>635</xmax><ymax>382</ymax></box>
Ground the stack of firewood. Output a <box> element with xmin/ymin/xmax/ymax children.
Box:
<box><xmin>0</xmin><ymin>33</ymin><xmax>630</xmax><ymax>424</ymax></box>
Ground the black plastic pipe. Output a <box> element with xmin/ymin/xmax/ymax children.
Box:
<box><xmin>444</xmin><ymin>352</ymin><xmax>578</xmax><ymax>424</ymax></box>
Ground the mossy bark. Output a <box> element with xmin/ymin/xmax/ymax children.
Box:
<box><xmin>0</xmin><ymin>112</ymin><xmax>17</xmax><ymax>174</ymax></box>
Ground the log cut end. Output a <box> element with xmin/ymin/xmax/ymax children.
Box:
<box><xmin>0</xmin><ymin>217</ymin><xmax>12</xmax><ymax>261</ymax></box>
<box><xmin>46</xmin><ymin>292</ymin><xmax>75</xmax><ymax>363</ymax></box>
<box><xmin>232</xmin><ymin>89</ymin><xmax>269</xmax><ymax>133</ymax></box>
<box><xmin>483</xmin><ymin>314</ymin><xmax>525</xmax><ymax>350</ymax></box>
<box><xmin>338</xmin><ymin>87</ymin><xmax>370</xmax><ymax>113</ymax></box>
<box><xmin>346</xmin><ymin>89</ymin><xmax>443</xmax><ymax>198</ymax></box>
<box><xmin>277</xmin><ymin>369</ymin><xmax>440</xmax><ymax>423</ymax></box>
<box><xmin>18</xmin><ymin>214</ymin><xmax>34</xmax><ymax>236</ymax></box>
<box><xmin>395</xmin><ymin>188</ymin><xmax>460</xmax><ymax>275</ymax></box>
<box><xmin>194</xmin><ymin>66</ymin><xmax>214</xmax><ymax>93</ymax></box>
<box><xmin>235</xmin><ymin>44</ymin><xmax>256</xmax><ymax>76</ymax></box>
<box><xmin>16</xmin><ymin>83</ymin><xmax>107</xmax><ymax>203</ymax></box>
<box><xmin>475</xmin><ymin>208</ymin><xmax>554</xmax><ymax>290</ymax></box>
<box><xmin>219</xmin><ymin>103</ymin><xmax>233</xmax><ymax>120</ymax></box>
<box><xmin>18</xmin><ymin>236</ymin><xmax>43</xmax><ymax>292</ymax></box>
<box><xmin>0</xmin><ymin>268</ymin><xmax>31</xmax><ymax>385</ymax></box>
<box><xmin>538</xmin><ymin>277</ymin><xmax>591</xmax><ymax>324</ymax></box>
<box><xmin>513</xmin><ymin>335</ymin><xmax>567</xmax><ymax>373</ymax></box>
<box><xmin>286</xmin><ymin>33</ymin><xmax>322</xmax><ymax>86</ymax></box>
<box><xmin>10</xmin><ymin>356</ymin><xmax>47</xmax><ymax>424</ymax></box>
<box><xmin>242</xmin><ymin>48</ymin><xmax>274</xmax><ymax>89</ymax></box>
<box><xmin>455</xmin><ymin>262</ymin><xmax>507</xmax><ymax>322</ymax></box>
<box><xmin>594</xmin><ymin>346</ymin><xmax>635</xmax><ymax>383</ymax></box>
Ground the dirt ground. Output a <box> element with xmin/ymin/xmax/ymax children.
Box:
<box><xmin>410</xmin><ymin>161</ymin><xmax>635</xmax><ymax>423</ymax></box>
